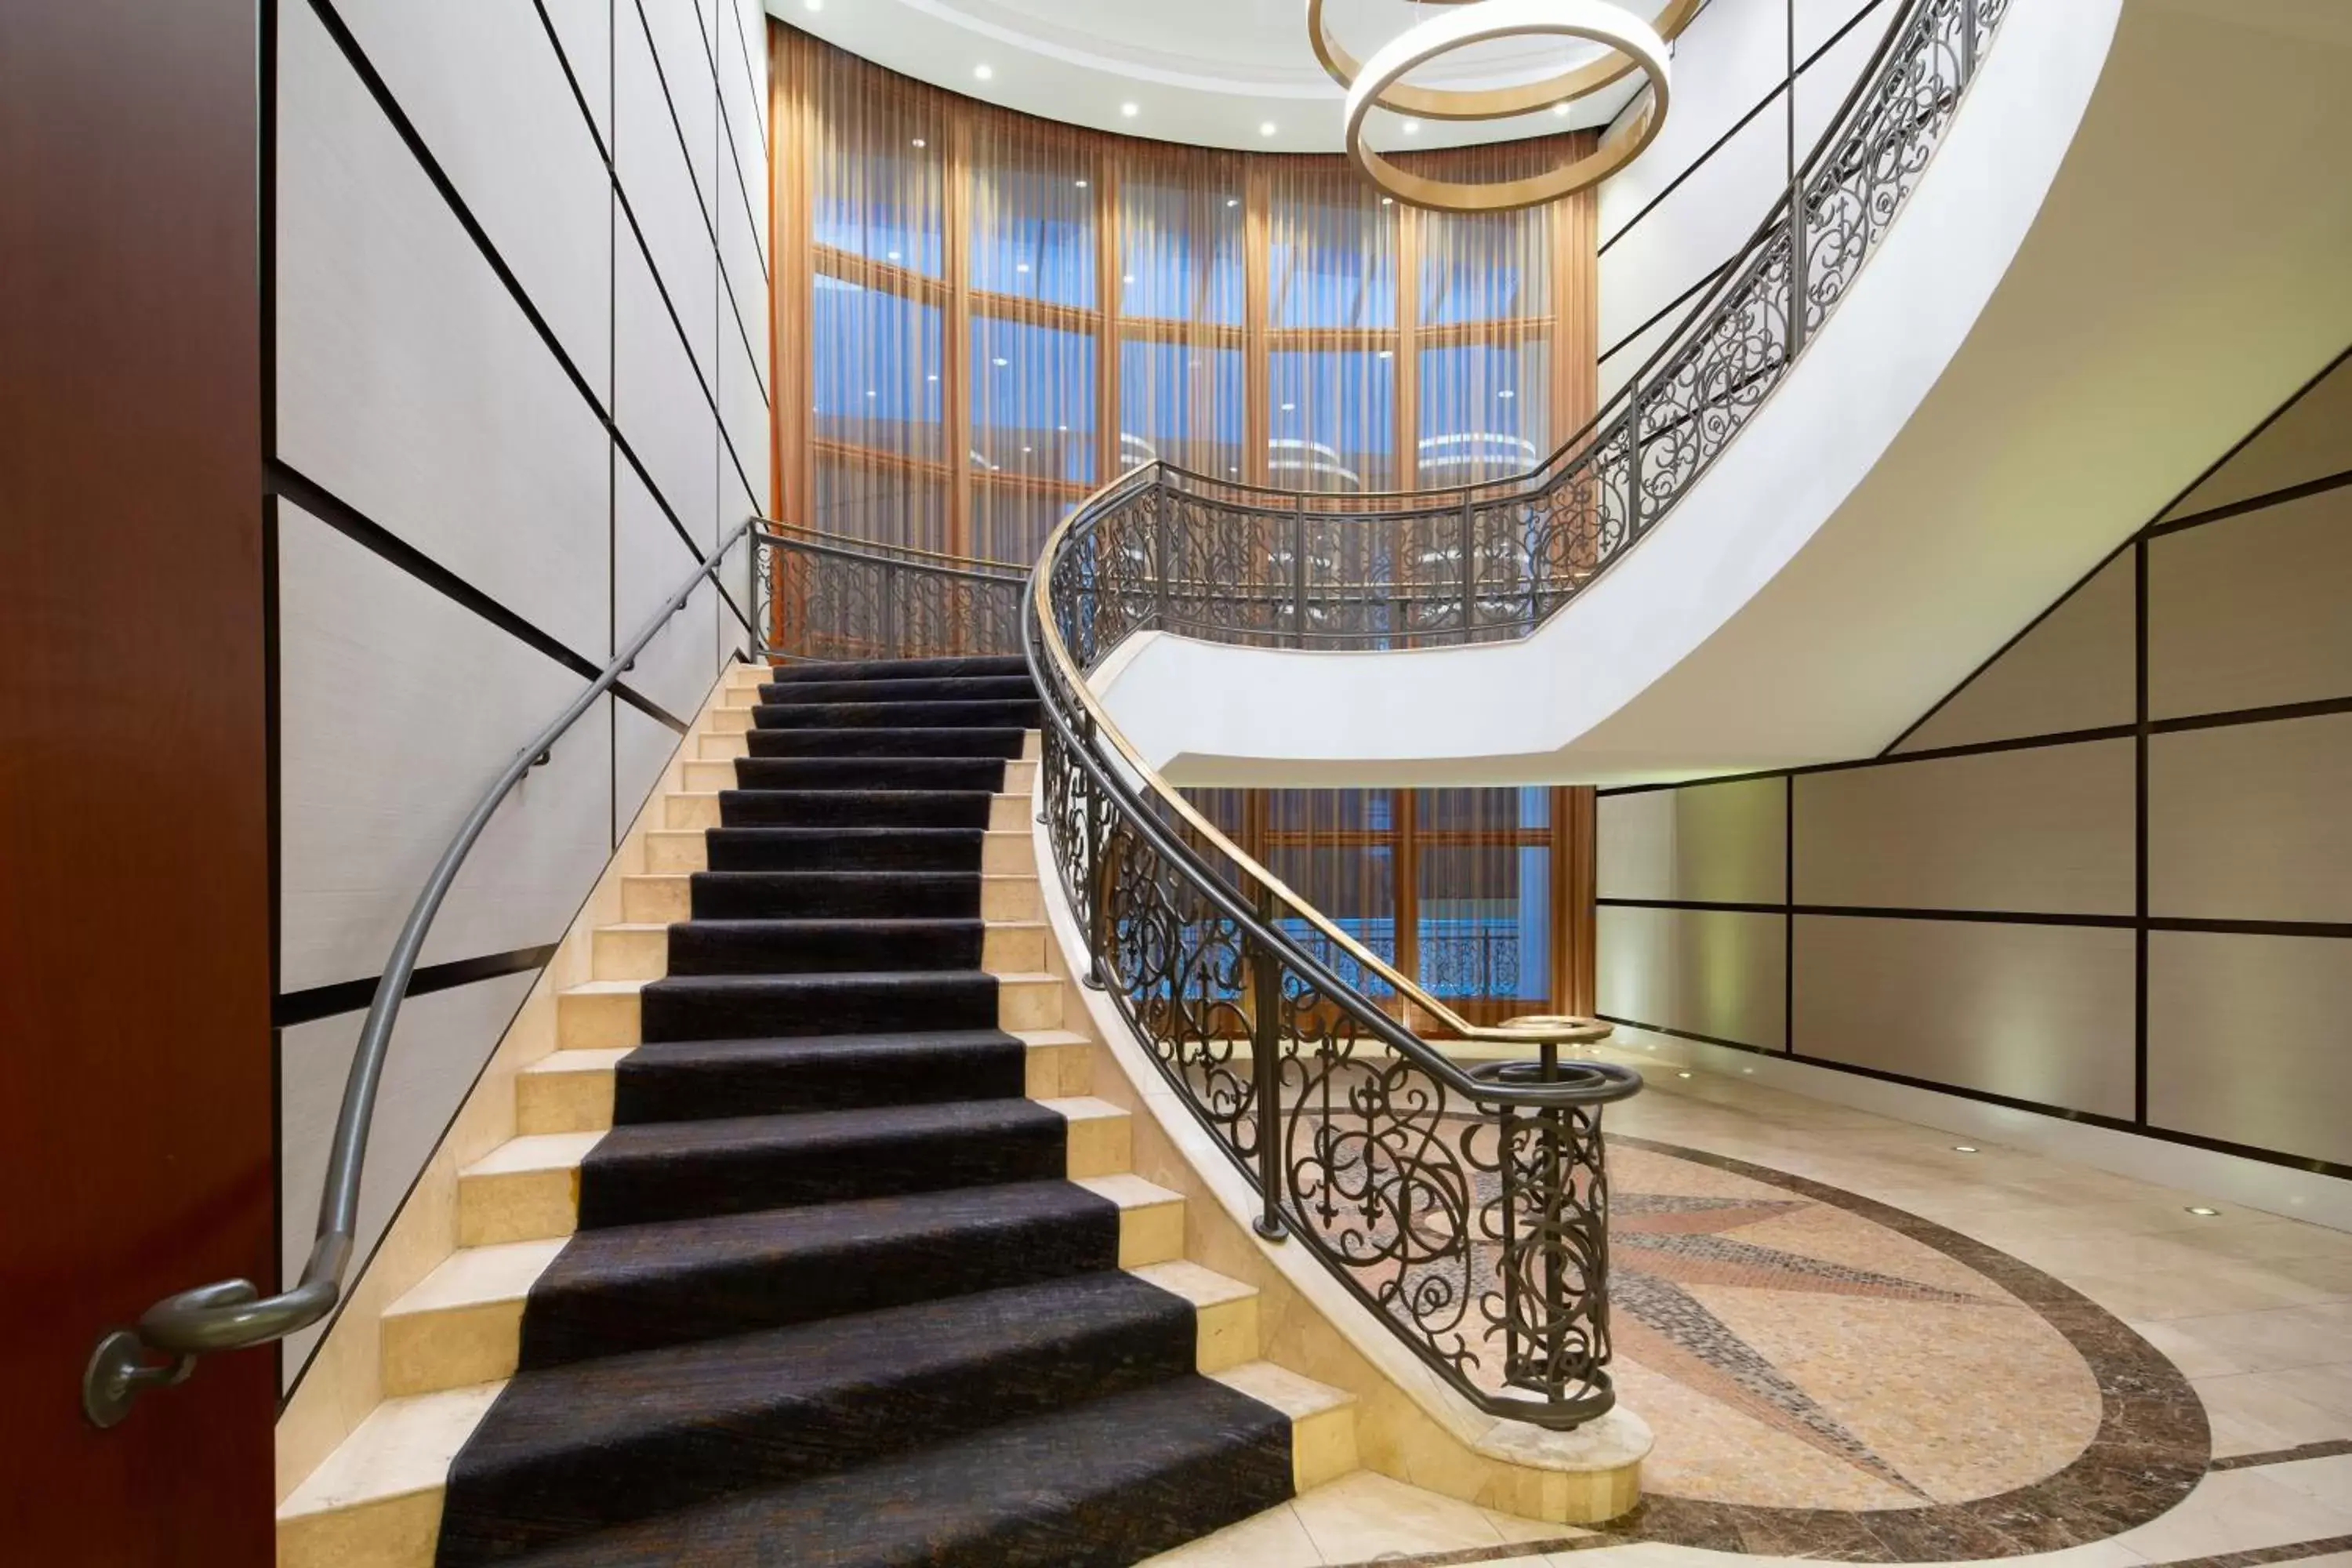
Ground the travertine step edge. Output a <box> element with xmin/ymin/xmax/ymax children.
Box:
<box><xmin>662</xmin><ymin>792</ymin><xmax>1033</xmax><ymax>831</ymax></box>
<box><xmin>456</xmin><ymin>1097</ymin><xmax>1135</xmax><ymax>1247</ymax></box>
<box><xmin>516</xmin><ymin>1029</ymin><xmax>1094</xmax><ymax>1135</ymax></box>
<box><xmin>695</xmin><ymin>731</ymin><xmax>1040</xmax><ymax>764</ymax></box>
<box><xmin>616</xmin><ymin>870</ymin><xmax>1042</xmax><ymax>925</ymax></box>
<box><xmin>679</xmin><ymin>758</ymin><xmax>1037</xmax><ymax>794</ymax></box>
<box><xmin>552</xmin><ymin>968</ymin><xmax>1065</xmax><ymax>1051</ymax></box>
<box><xmin>379</xmin><ymin>1169</ymin><xmax>1191</xmax><ymax>1398</ymax></box>
<box><xmin>589</xmin><ymin>920</ymin><xmax>1051</xmax><ymax>982</ymax></box>
<box><xmin>642</xmin><ymin>827</ymin><xmax>1035</xmax><ymax>874</ymax></box>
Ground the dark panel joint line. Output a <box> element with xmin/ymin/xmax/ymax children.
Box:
<box><xmin>1592</xmin><ymin>1013</ymin><xmax>2352</xmax><ymax>1181</ymax></box>
<box><xmin>2147</xmin><ymin>464</ymin><xmax>2352</xmax><ymax>539</ymax></box>
<box><xmin>304</xmin><ymin>0</ymin><xmax>753</xmax><ymax>633</ymax></box>
<box><xmin>1597</xmin><ymin>0</ymin><xmax>1892</xmax><ymax>258</ymax></box>
<box><xmin>275</xmin><ymin>943</ymin><xmax>560</xmax><ymax>1028</ymax></box>
<box><xmin>271</xmin><ymin>462</ymin><xmax>690</xmax><ymax>735</ymax></box>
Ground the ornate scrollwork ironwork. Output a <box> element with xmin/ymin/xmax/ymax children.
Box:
<box><xmin>754</xmin><ymin>525</ymin><xmax>1028</xmax><ymax>663</ymax></box>
<box><xmin>1043</xmin><ymin>0</ymin><xmax>2004</xmax><ymax>654</ymax></box>
<box><xmin>1026</xmin><ymin>549</ymin><xmax>1642</xmax><ymax>1428</ymax></box>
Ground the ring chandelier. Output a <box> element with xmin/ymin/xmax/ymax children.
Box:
<box><xmin>1318</xmin><ymin>0</ymin><xmax>1679</xmax><ymax>212</ymax></box>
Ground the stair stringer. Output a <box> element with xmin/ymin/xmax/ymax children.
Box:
<box><xmin>272</xmin><ymin>660</ymin><xmax>747</xmax><ymax>1504</ymax></box>
<box><xmin>1026</xmin><ymin>782</ymin><xmax>1653</xmax><ymax>1526</ymax></box>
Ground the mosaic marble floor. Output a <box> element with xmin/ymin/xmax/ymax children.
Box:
<box><xmin>1143</xmin><ymin>1040</ymin><xmax>2352</xmax><ymax>1568</ymax></box>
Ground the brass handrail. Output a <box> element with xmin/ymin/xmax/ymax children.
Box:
<box><xmin>1032</xmin><ymin>463</ymin><xmax>1607</xmax><ymax>1051</ymax></box>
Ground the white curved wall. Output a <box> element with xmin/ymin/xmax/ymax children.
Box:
<box><xmin>1101</xmin><ymin>0</ymin><xmax>2352</xmax><ymax>788</ymax></box>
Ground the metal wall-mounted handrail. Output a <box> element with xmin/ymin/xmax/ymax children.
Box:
<box><xmin>82</xmin><ymin>516</ymin><xmax>760</xmax><ymax>1428</ymax></box>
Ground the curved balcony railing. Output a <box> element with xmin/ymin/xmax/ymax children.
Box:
<box><xmin>1025</xmin><ymin>486</ymin><xmax>1643</xmax><ymax>1432</ymax></box>
<box><xmin>1067</xmin><ymin>0</ymin><xmax>2008</xmax><ymax>654</ymax></box>
<box><xmin>754</xmin><ymin>521</ymin><xmax>1029</xmax><ymax>663</ymax></box>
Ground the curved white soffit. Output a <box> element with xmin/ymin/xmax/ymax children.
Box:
<box><xmin>1104</xmin><ymin>0</ymin><xmax>2352</xmax><ymax>787</ymax></box>
<box><xmin>775</xmin><ymin>0</ymin><xmax>1653</xmax><ymax>151</ymax></box>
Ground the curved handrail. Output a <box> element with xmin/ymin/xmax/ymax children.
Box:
<box><xmin>82</xmin><ymin>517</ymin><xmax>759</xmax><ymax>1428</ymax></box>
<box><xmin>1091</xmin><ymin>0</ymin><xmax>2007</xmax><ymax>653</ymax></box>
<box><xmin>1025</xmin><ymin>469</ymin><xmax>1641</xmax><ymax>1429</ymax></box>
<box><xmin>1032</xmin><ymin>469</ymin><xmax>1613</xmax><ymax>1054</ymax></box>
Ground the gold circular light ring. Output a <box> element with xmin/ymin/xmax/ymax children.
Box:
<box><xmin>1345</xmin><ymin>0</ymin><xmax>1671</xmax><ymax>212</ymax></box>
<box><xmin>1308</xmin><ymin>0</ymin><xmax>1697</xmax><ymax>122</ymax></box>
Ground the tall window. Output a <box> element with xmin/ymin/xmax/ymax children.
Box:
<box><xmin>1180</xmin><ymin>786</ymin><xmax>1593</xmax><ymax>1028</ymax></box>
<box><xmin>775</xmin><ymin>29</ymin><xmax>1598</xmax><ymax>563</ymax></box>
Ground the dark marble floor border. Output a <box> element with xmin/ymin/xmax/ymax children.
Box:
<box><xmin>1555</xmin><ymin>1137</ymin><xmax>2214</xmax><ymax>1561</ymax></box>
<box><xmin>1319</xmin><ymin>1531</ymin><xmax>2352</xmax><ymax>1568</ymax></box>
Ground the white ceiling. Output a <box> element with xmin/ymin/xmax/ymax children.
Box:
<box><xmin>768</xmin><ymin>0</ymin><xmax>1673</xmax><ymax>152</ymax></box>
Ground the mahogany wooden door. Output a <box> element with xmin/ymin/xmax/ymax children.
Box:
<box><xmin>0</xmin><ymin>2</ymin><xmax>275</xmax><ymax>1561</ymax></box>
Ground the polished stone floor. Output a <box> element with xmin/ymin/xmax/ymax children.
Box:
<box><xmin>1143</xmin><ymin>1040</ymin><xmax>2352</xmax><ymax>1568</ymax></box>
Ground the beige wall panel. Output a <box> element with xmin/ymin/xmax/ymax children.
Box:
<box><xmin>1596</xmin><ymin>905</ymin><xmax>1786</xmax><ymax>1050</ymax></box>
<box><xmin>2147</xmin><ymin>931</ymin><xmax>2352</xmax><ymax>1167</ymax></box>
<box><xmin>2150</xmin><ymin>712</ymin><xmax>2352</xmax><ymax>925</ymax></box>
<box><xmin>1595</xmin><ymin>777</ymin><xmax>1787</xmax><ymax>906</ymax></box>
<box><xmin>1896</xmin><ymin>554</ymin><xmax>2136</xmax><ymax>753</ymax></box>
<box><xmin>1794</xmin><ymin>916</ymin><xmax>2136</xmax><ymax>1118</ymax></box>
<box><xmin>2160</xmin><ymin>355</ymin><xmax>2352</xmax><ymax>521</ymax></box>
<box><xmin>1795</xmin><ymin>740</ymin><xmax>2136</xmax><ymax>916</ymax></box>
<box><xmin>2149</xmin><ymin>485</ymin><xmax>2352</xmax><ymax>720</ymax></box>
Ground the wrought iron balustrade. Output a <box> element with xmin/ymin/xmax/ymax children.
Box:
<box><xmin>1059</xmin><ymin>0</ymin><xmax>2007</xmax><ymax>655</ymax></box>
<box><xmin>755</xmin><ymin>523</ymin><xmax>1028</xmax><ymax>662</ymax></box>
<box><xmin>1029</xmin><ymin>469</ymin><xmax>1643</xmax><ymax>1431</ymax></box>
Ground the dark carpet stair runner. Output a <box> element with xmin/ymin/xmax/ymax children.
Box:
<box><xmin>434</xmin><ymin>653</ymin><xmax>1296</xmax><ymax>1567</ymax></box>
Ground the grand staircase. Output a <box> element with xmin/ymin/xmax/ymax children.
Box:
<box><xmin>278</xmin><ymin>655</ymin><xmax>1356</xmax><ymax>1567</ymax></box>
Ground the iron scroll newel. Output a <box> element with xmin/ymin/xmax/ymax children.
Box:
<box><xmin>81</xmin><ymin>517</ymin><xmax>763</xmax><ymax>1428</ymax></box>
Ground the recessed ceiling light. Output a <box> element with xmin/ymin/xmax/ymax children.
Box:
<box><xmin>1497</xmin><ymin>389</ymin><xmax>1515</xmax><ymax>399</ymax></box>
<box><xmin>911</xmin><ymin>138</ymin><xmax>927</xmax><ymax>149</ymax></box>
<box><xmin>1123</xmin><ymin>273</ymin><xmax>1137</xmax><ymax>284</ymax></box>
<box><xmin>1021</xmin><ymin>445</ymin><xmax>1033</xmax><ymax>453</ymax></box>
<box><xmin>993</xmin><ymin>357</ymin><xmax>1009</xmax><ymax>366</ymax></box>
<box><xmin>1280</xmin><ymin>401</ymin><xmax>1295</xmax><ymax>412</ymax></box>
<box><xmin>886</xmin><ymin>250</ymin><xmax>901</xmax><ymax>261</ymax></box>
<box><xmin>802</xmin><ymin>0</ymin><xmax>820</xmax><ymax>10</ymax></box>
<box><xmin>1381</xmin><ymin>196</ymin><xmax>1395</xmax><ymax>206</ymax></box>
<box><xmin>1260</xmin><ymin>122</ymin><xmax>1278</xmax><ymax>137</ymax></box>
<box><xmin>2187</xmin><ymin>1206</ymin><xmax>2221</xmax><ymax>1217</ymax></box>
<box><xmin>864</xmin><ymin>389</ymin><xmax>876</xmax><ymax>398</ymax></box>
<box><xmin>1676</xmin><ymin>1071</ymin><xmax>1692</xmax><ymax>1080</ymax></box>
<box><xmin>1402</xmin><ymin>119</ymin><xmax>1421</xmax><ymax>135</ymax></box>
<box><xmin>1553</xmin><ymin>101</ymin><xmax>1571</xmax><ymax>117</ymax></box>
<box><xmin>1120</xmin><ymin>102</ymin><xmax>1139</xmax><ymax>118</ymax></box>
<box><xmin>1953</xmin><ymin>1145</ymin><xmax>1979</xmax><ymax>1153</ymax></box>
<box><xmin>1074</xmin><ymin>179</ymin><xmax>1089</xmax><ymax>189</ymax></box>
<box><xmin>1229</xmin><ymin>466</ymin><xmax>1239</xmax><ymax>474</ymax></box>
<box><xmin>926</xmin><ymin>373</ymin><xmax>938</xmax><ymax>382</ymax></box>
<box><xmin>974</xmin><ymin>64</ymin><xmax>993</xmax><ymax>81</ymax></box>
<box><xmin>1015</xmin><ymin>262</ymin><xmax>1030</xmax><ymax>273</ymax></box>
<box><xmin>1225</xmin><ymin>198</ymin><xmax>1239</xmax><ymax>209</ymax></box>
<box><xmin>1057</xmin><ymin>424</ymin><xmax>1068</xmax><ymax>431</ymax></box>
<box><xmin>1376</xmin><ymin>350</ymin><xmax>1392</xmax><ymax>359</ymax></box>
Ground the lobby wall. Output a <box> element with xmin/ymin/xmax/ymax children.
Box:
<box><xmin>268</xmin><ymin>0</ymin><xmax>771</xmax><ymax>1385</ymax></box>
<box><xmin>1596</xmin><ymin>347</ymin><xmax>2352</xmax><ymax>1177</ymax></box>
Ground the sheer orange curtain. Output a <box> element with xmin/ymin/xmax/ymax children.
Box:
<box><xmin>771</xmin><ymin>25</ymin><xmax>1602</xmax><ymax>1022</ymax></box>
<box><xmin>771</xmin><ymin>24</ymin><xmax>1599</xmax><ymax>564</ymax></box>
